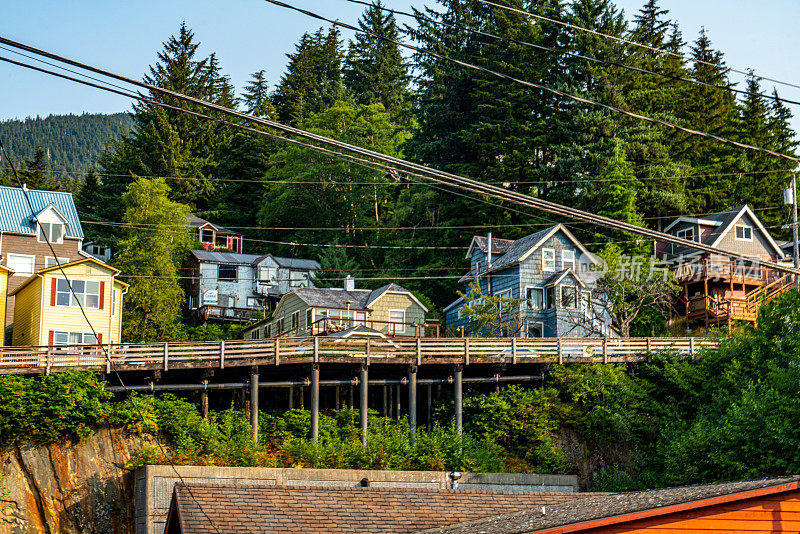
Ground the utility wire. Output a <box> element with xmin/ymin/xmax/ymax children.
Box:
<box><xmin>1</xmin><ymin>38</ymin><xmax>796</xmax><ymax>276</ymax></box>
<box><xmin>475</xmin><ymin>0</ymin><xmax>800</xmax><ymax>91</ymax></box>
<box><xmin>344</xmin><ymin>0</ymin><xmax>800</xmax><ymax>108</ymax></box>
<box><xmin>0</xmin><ymin>139</ymin><xmax>223</xmax><ymax>534</ymax></box>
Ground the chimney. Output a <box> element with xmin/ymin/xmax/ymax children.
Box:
<box><xmin>344</xmin><ymin>275</ymin><xmax>355</xmax><ymax>292</ymax></box>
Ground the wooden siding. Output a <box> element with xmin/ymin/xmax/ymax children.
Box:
<box><xmin>12</xmin><ymin>261</ymin><xmax>122</xmax><ymax>346</ymax></box>
<box><xmin>0</xmin><ymin>271</ymin><xmax>7</xmax><ymax>346</ymax></box>
<box><xmin>370</xmin><ymin>292</ymin><xmax>426</xmax><ymax>333</ymax></box>
<box><xmin>269</xmin><ymin>293</ymin><xmax>312</xmax><ymax>334</ymax></box>
<box><xmin>0</xmin><ymin>233</ymin><xmax>83</xmax><ymax>326</ymax></box>
<box><xmin>714</xmin><ymin>212</ymin><xmax>778</xmax><ymax>260</ymax></box>
<box><xmin>585</xmin><ymin>489</ymin><xmax>800</xmax><ymax>534</ymax></box>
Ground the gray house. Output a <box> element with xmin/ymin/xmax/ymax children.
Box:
<box><xmin>444</xmin><ymin>224</ymin><xmax>614</xmax><ymax>338</ymax></box>
<box><xmin>185</xmin><ymin>250</ymin><xmax>320</xmax><ymax>323</ymax></box>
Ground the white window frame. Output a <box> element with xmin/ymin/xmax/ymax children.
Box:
<box><xmin>218</xmin><ymin>264</ymin><xmax>238</xmax><ymax>282</ymax></box>
<box><xmin>562</xmin><ymin>250</ymin><xmax>576</xmax><ymax>271</ymax></box>
<box><xmin>542</xmin><ymin>248</ymin><xmax>556</xmax><ymax>272</ymax></box>
<box><xmin>527</xmin><ymin>321</ymin><xmax>544</xmax><ymax>338</ymax></box>
<box><xmin>45</xmin><ymin>257</ymin><xmax>69</xmax><ymax>269</ymax></box>
<box><xmin>37</xmin><ymin>221</ymin><xmax>65</xmax><ymax>244</ymax></box>
<box><xmin>560</xmin><ymin>285</ymin><xmax>578</xmax><ymax>309</ymax></box>
<box><xmin>55</xmin><ymin>278</ymin><xmax>101</xmax><ymax>309</ymax></box>
<box><xmin>7</xmin><ymin>253</ymin><xmax>35</xmax><ymax>276</ymax></box>
<box><xmin>677</xmin><ymin>227</ymin><xmax>696</xmax><ymax>242</ymax></box>
<box><xmin>388</xmin><ymin>309</ymin><xmax>406</xmax><ymax>333</ymax></box>
<box><xmin>291</xmin><ymin>311</ymin><xmax>300</xmax><ymax>331</ymax></box>
<box><xmin>246</xmin><ymin>297</ymin><xmax>259</xmax><ymax>308</ymax></box>
<box><xmin>52</xmin><ymin>331</ymin><xmax>98</xmax><ymax>346</ymax></box>
<box><xmin>276</xmin><ymin>318</ymin><xmax>285</xmax><ymax>334</ymax></box>
<box><xmin>735</xmin><ymin>224</ymin><xmax>753</xmax><ymax>241</ymax></box>
<box><xmin>525</xmin><ymin>286</ymin><xmax>544</xmax><ymax>310</ymax></box>
<box><xmin>290</xmin><ymin>271</ymin><xmax>309</xmax><ymax>287</ymax></box>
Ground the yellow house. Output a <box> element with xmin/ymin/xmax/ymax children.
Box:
<box><xmin>10</xmin><ymin>257</ymin><xmax>128</xmax><ymax>347</ymax></box>
<box><xmin>0</xmin><ymin>264</ymin><xmax>13</xmax><ymax>347</ymax></box>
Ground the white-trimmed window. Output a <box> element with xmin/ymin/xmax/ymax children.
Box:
<box><xmin>37</xmin><ymin>222</ymin><xmax>64</xmax><ymax>244</ymax></box>
<box><xmin>306</xmin><ymin>309</ymin><xmax>313</xmax><ymax>330</ymax></box>
<box><xmin>546</xmin><ymin>286</ymin><xmax>555</xmax><ymax>309</ymax></box>
<box><xmin>259</xmin><ymin>266</ymin><xmax>277</xmax><ymax>284</ymax></box>
<box><xmin>526</xmin><ymin>287</ymin><xmax>544</xmax><ymax>310</ymax></box>
<box><xmin>527</xmin><ymin>322</ymin><xmax>544</xmax><ymax>338</ymax></box>
<box><xmin>200</xmin><ymin>229</ymin><xmax>214</xmax><ymax>243</ymax></box>
<box><xmin>265</xmin><ymin>324</ymin><xmax>272</xmax><ymax>338</ymax></box>
<box><xmin>291</xmin><ymin>311</ymin><xmax>299</xmax><ymax>331</ymax></box>
<box><xmin>389</xmin><ymin>309</ymin><xmax>406</xmax><ymax>333</ymax></box>
<box><xmin>7</xmin><ymin>253</ymin><xmax>35</xmax><ymax>276</ymax></box>
<box><xmin>542</xmin><ymin>249</ymin><xmax>556</xmax><ymax>272</ymax></box>
<box><xmin>735</xmin><ymin>225</ymin><xmax>753</xmax><ymax>241</ymax></box>
<box><xmin>246</xmin><ymin>297</ymin><xmax>259</xmax><ymax>308</ymax></box>
<box><xmin>45</xmin><ymin>257</ymin><xmax>69</xmax><ymax>269</ymax></box>
<box><xmin>53</xmin><ymin>331</ymin><xmax>98</xmax><ymax>345</ymax></box>
<box><xmin>276</xmin><ymin>318</ymin><xmax>285</xmax><ymax>333</ymax></box>
<box><xmin>677</xmin><ymin>227</ymin><xmax>696</xmax><ymax>241</ymax></box>
<box><xmin>475</xmin><ymin>260</ymin><xmax>483</xmax><ymax>275</ymax></box>
<box><xmin>218</xmin><ymin>265</ymin><xmax>237</xmax><ymax>282</ymax></box>
<box><xmin>290</xmin><ymin>271</ymin><xmax>310</xmax><ymax>287</ymax></box>
<box><xmin>354</xmin><ymin>311</ymin><xmax>367</xmax><ymax>326</ymax></box>
<box><xmin>561</xmin><ymin>286</ymin><xmax>578</xmax><ymax>309</ymax></box>
<box><xmin>56</xmin><ymin>279</ymin><xmax>101</xmax><ymax>308</ymax></box>
<box><xmin>562</xmin><ymin>250</ymin><xmax>575</xmax><ymax>271</ymax></box>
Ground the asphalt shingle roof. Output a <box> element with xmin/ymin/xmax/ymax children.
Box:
<box><xmin>0</xmin><ymin>185</ymin><xmax>83</xmax><ymax>238</ymax></box>
<box><xmin>293</xmin><ymin>283</ymin><xmax>414</xmax><ymax>310</ymax></box>
<box><xmin>168</xmin><ymin>483</ymin><xmax>592</xmax><ymax>534</ymax></box>
<box><xmin>484</xmin><ymin>226</ymin><xmax>558</xmax><ymax>273</ymax></box>
<box><xmin>471</xmin><ymin>236</ymin><xmax>515</xmax><ymax>255</ymax></box>
<box><xmin>187</xmin><ymin>215</ymin><xmax>238</xmax><ymax>235</ymax></box>
<box><xmin>419</xmin><ymin>476</ymin><xmax>800</xmax><ymax>534</ymax></box>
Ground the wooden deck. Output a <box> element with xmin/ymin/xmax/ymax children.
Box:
<box><xmin>0</xmin><ymin>337</ymin><xmax>718</xmax><ymax>375</ymax></box>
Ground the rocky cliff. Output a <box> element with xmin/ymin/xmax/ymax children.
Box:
<box><xmin>0</xmin><ymin>428</ymin><xmax>151</xmax><ymax>534</ymax></box>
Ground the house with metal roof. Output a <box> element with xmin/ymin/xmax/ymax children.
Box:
<box><xmin>0</xmin><ymin>185</ymin><xmax>89</xmax><ymax>326</ymax></box>
<box><xmin>243</xmin><ymin>276</ymin><xmax>431</xmax><ymax>338</ymax></box>
<box><xmin>185</xmin><ymin>249</ymin><xmax>321</xmax><ymax>323</ymax></box>
<box><xmin>188</xmin><ymin>216</ymin><xmax>243</xmax><ymax>254</ymax></box>
<box><xmin>655</xmin><ymin>205</ymin><xmax>793</xmax><ymax>328</ymax></box>
<box><xmin>444</xmin><ymin>224</ymin><xmax>614</xmax><ymax>338</ymax></box>
<box><xmin>0</xmin><ymin>264</ymin><xmax>12</xmax><ymax>346</ymax></box>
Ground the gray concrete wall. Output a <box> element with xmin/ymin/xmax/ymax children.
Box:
<box><xmin>134</xmin><ymin>465</ymin><xmax>579</xmax><ymax>534</ymax></box>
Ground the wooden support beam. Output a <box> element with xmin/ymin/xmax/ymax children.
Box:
<box><xmin>409</xmin><ymin>365</ymin><xmax>418</xmax><ymax>445</ymax></box>
<box><xmin>360</xmin><ymin>364</ymin><xmax>368</xmax><ymax>447</ymax></box>
<box><xmin>310</xmin><ymin>364</ymin><xmax>319</xmax><ymax>441</ymax></box>
<box><xmin>454</xmin><ymin>365</ymin><xmax>463</xmax><ymax>436</ymax></box>
<box><xmin>250</xmin><ymin>366</ymin><xmax>259</xmax><ymax>443</ymax></box>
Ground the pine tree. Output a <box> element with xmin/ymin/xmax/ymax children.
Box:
<box><xmin>242</xmin><ymin>70</ymin><xmax>277</xmax><ymax>118</ymax></box>
<box><xmin>19</xmin><ymin>145</ymin><xmax>50</xmax><ymax>190</ymax></box>
<box><xmin>343</xmin><ymin>1</ymin><xmax>411</xmax><ymax>118</ymax></box>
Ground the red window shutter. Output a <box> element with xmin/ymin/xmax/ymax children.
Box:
<box><xmin>50</xmin><ymin>278</ymin><xmax>57</xmax><ymax>306</ymax></box>
<box><xmin>48</xmin><ymin>330</ymin><xmax>54</xmax><ymax>346</ymax></box>
<box><xmin>99</xmin><ymin>281</ymin><xmax>105</xmax><ymax>310</ymax></box>
<box><xmin>97</xmin><ymin>333</ymin><xmax>103</xmax><ymax>345</ymax></box>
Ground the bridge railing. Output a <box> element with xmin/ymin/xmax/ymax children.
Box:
<box><xmin>0</xmin><ymin>336</ymin><xmax>717</xmax><ymax>373</ymax></box>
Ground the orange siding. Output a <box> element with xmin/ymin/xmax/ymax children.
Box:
<box><xmin>588</xmin><ymin>490</ymin><xmax>800</xmax><ymax>534</ymax></box>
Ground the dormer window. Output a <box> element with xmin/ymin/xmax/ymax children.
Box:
<box><xmin>38</xmin><ymin>221</ymin><xmax>64</xmax><ymax>244</ymax></box>
<box><xmin>475</xmin><ymin>260</ymin><xmax>483</xmax><ymax>275</ymax></box>
<box><xmin>676</xmin><ymin>227</ymin><xmax>696</xmax><ymax>242</ymax></box>
<box><xmin>735</xmin><ymin>225</ymin><xmax>753</xmax><ymax>241</ymax></box>
<box><xmin>200</xmin><ymin>229</ymin><xmax>214</xmax><ymax>243</ymax></box>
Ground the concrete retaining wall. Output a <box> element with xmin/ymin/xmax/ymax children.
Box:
<box><xmin>134</xmin><ymin>465</ymin><xmax>579</xmax><ymax>534</ymax></box>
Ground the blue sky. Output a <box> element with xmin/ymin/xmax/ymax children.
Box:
<box><xmin>2</xmin><ymin>0</ymin><xmax>799</xmax><ymax>129</ymax></box>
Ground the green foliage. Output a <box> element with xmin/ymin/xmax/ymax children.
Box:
<box><xmin>457</xmin><ymin>282</ymin><xmax>526</xmax><ymax>336</ymax></box>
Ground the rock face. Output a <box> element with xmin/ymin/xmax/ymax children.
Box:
<box><xmin>0</xmin><ymin>428</ymin><xmax>152</xmax><ymax>534</ymax></box>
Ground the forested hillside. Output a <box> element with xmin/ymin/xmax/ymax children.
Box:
<box><xmin>0</xmin><ymin>112</ymin><xmax>132</xmax><ymax>175</ymax></box>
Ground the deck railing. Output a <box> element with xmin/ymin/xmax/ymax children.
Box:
<box><xmin>0</xmin><ymin>337</ymin><xmax>718</xmax><ymax>374</ymax></box>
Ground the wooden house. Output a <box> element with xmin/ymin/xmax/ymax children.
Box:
<box><xmin>243</xmin><ymin>276</ymin><xmax>430</xmax><ymax>339</ymax></box>
<box><xmin>185</xmin><ymin>250</ymin><xmax>320</xmax><ymax>323</ymax></box>
<box><xmin>188</xmin><ymin>216</ymin><xmax>243</xmax><ymax>254</ymax></box>
<box><xmin>444</xmin><ymin>224</ymin><xmax>614</xmax><ymax>338</ymax></box>
<box><xmin>0</xmin><ymin>264</ymin><xmax>11</xmax><ymax>346</ymax></box>
<box><xmin>0</xmin><ymin>186</ymin><xmax>88</xmax><ymax>326</ymax></box>
<box><xmin>10</xmin><ymin>257</ymin><xmax>128</xmax><ymax>347</ymax></box>
<box><xmin>655</xmin><ymin>205</ymin><xmax>793</xmax><ymax>327</ymax></box>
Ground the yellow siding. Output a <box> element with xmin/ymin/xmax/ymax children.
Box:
<box><xmin>13</xmin><ymin>260</ymin><xmax>124</xmax><ymax>346</ymax></box>
<box><xmin>11</xmin><ymin>276</ymin><xmax>42</xmax><ymax>347</ymax></box>
<box><xmin>370</xmin><ymin>293</ymin><xmax>426</xmax><ymax>334</ymax></box>
<box><xmin>0</xmin><ymin>271</ymin><xmax>6</xmax><ymax>347</ymax></box>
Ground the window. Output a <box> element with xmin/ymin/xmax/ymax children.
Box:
<box><xmin>37</xmin><ymin>222</ymin><xmax>64</xmax><ymax>244</ymax></box>
<box><xmin>7</xmin><ymin>254</ymin><xmax>35</xmax><ymax>276</ymax></box>
<box><xmin>265</xmin><ymin>324</ymin><xmax>272</xmax><ymax>338</ymax></box>
<box><xmin>276</xmin><ymin>318</ymin><xmax>284</xmax><ymax>334</ymax></box>
<box><xmin>218</xmin><ymin>265</ymin><xmax>237</xmax><ymax>281</ymax></box>
<box><xmin>677</xmin><ymin>227</ymin><xmax>696</xmax><ymax>241</ymax></box>
<box><xmin>259</xmin><ymin>266</ymin><xmax>277</xmax><ymax>284</ymax></box>
<box><xmin>215</xmin><ymin>234</ymin><xmax>228</xmax><ymax>247</ymax></box>
<box><xmin>246</xmin><ymin>297</ymin><xmax>259</xmax><ymax>308</ymax></box>
<box><xmin>45</xmin><ymin>257</ymin><xmax>69</xmax><ymax>269</ymax></box>
<box><xmin>53</xmin><ymin>331</ymin><xmax>98</xmax><ymax>345</ymax></box>
<box><xmin>112</xmin><ymin>289</ymin><xmax>118</xmax><ymax>316</ymax></box>
<box><xmin>200</xmin><ymin>229</ymin><xmax>214</xmax><ymax>243</ymax></box>
<box><xmin>542</xmin><ymin>249</ymin><xmax>556</xmax><ymax>272</ymax></box>
<box><xmin>389</xmin><ymin>309</ymin><xmax>406</xmax><ymax>333</ymax></box>
<box><xmin>307</xmin><ymin>309</ymin><xmax>313</xmax><ymax>330</ymax></box>
<box><xmin>291</xmin><ymin>312</ymin><xmax>299</xmax><ymax>331</ymax></box>
<box><xmin>55</xmin><ymin>279</ymin><xmax>101</xmax><ymax>308</ymax></box>
<box><xmin>735</xmin><ymin>225</ymin><xmax>753</xmax><ymax>241</ymax></box>
<box><xmin>526</xmin><ymin>287</ymin><xmax>544</xmax><ymax>310</ymax></box>
<box><xmin>290</xmin><ymin>271</ymin><xmax>310</xmax><ymax>287</ymax></box>
<box><xmin>546</xmin><ymin>286</ymin><xmax>555</xmax><ymax>309</ymax></box>
<box><xmin>251</xmin><ymin>329</ymin><xmax>260</xmax><ymax>340</ymax></box>
<box><xmin>561</xmin><ymin>286</ymin><xmax>577</xmax><ymax>309</ymax></box>
<box><xmin>527</xmin><ymin>322</ymin><xmax>543</xmax><ymax>338</ymax></box>
<box><xmin>354</xmin><ymin>311</ymin><xmax>367</xmax><ymax>326</ymax></box>
<box><xmin>474</xmin><ymin>260</ymin><xmax>483</xmax><ymax>275</ymax></box>
<box><xmin>562</xmin><ymin>250</ymin><xmax>575</xmax><ymax>271</ymax></box>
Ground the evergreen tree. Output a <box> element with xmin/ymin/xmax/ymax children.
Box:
<box><xmin>272</xmin><ymin>27</ymin><xmax>347</xmax><ymax>124</ymax></box>
<box><xmin>241</xmin><ymin>70</ymin><xmax>277</xmax><ymax>118</ymax></box>
<box><xmin>113</xmin><ymin>177</ymin><xmax>192</xmax><ymax>342</ymax></box>
<box><xmin>343</xmin><ymin>1</ymin><xmax>411</xmax><ymax>117</ymax></box>
<box><xmin>19</xmin><ymin>145</ymin><xmax>50</xmax><ymax>190</ymax></box>
<box><xmin>311</xmin><ymin>243</ymin><xmax>363</xmax><ymax>288</ymax></box>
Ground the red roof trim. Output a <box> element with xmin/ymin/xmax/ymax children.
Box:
<box><xmin>532</xmin><ymin>481</ymin><xmax>800</xmax><ymax>534</ymax></box>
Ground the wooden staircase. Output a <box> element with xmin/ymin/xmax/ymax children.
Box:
<box><xmin>694</xmin><ymin>275</ymin><xmax>795</xmax><ymax>325</ymax></box>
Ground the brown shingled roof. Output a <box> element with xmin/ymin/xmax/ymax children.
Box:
<box><xmin>165</xmin><ymin>483</ymin><xmax>594</xmax><ymax>534</ymax></box>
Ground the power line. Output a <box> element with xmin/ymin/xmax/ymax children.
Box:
<box><xmin>475</xmin><ymin>0</ymin><xmax>800</xmax><ymax>92</ymax></box>
<box><xmin>0</xmin><ymin>138</ymin><xmax>224</xmax><ymax>534</ymax></box>
<box><xmin>1</xmin><ymin>37</ymin><xmax>797</xmax><ymax>276</ymax></box>
<box><xmin>344</xmin><ymin>0</ymin><xmax>800</xmax><ymax>108</ymax></box>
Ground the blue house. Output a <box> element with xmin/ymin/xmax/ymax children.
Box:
<box><xmin>444</xmin><ymin>224</ymin><xmax>615</xmax><ymax>338</ymax></box>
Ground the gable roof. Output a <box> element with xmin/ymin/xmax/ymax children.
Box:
<box><xmin>164</xmin><ymin>483</ymin><xmax>591</xmax><ymax>534</ymax></box>
<box><xmin>465</xmin><ymin>235</ymin><xmax>516</xmax><ymax>259</ymax></box>
<box><xmin>485</xmin><ymin>225</ymin><xmax>596</xmax><ymax>275</ymax></box>
<box><xmin>542</xmin><ymin>269</ymin><xmax>586</xmax><ymax>289</ymax></box>
<box><xmin>420</xmin><ymin>476</ymin><xmax>800</xmax><ymax>534</ymax></box>
<box><xmin>365</xmin><ymin>283</ymin><xmax>429</xmax><ymax>312</ymax></box>
<box><xmin>9</xmin><ymin>257</ymin><xmax>126</xmax><ymax>296</ymax></box>
<box><xmin>186</xmin><ymin>215</ymin><xmax>238</xmax><ymax>235</ymax></box>
<box><xmin>190</xmin><ymin>249</ymin><xmax>262</xmax><ymax>265</ymax></box>
<box><xmin>288</xmin><ymin>283</ymin><xmax>421</xmax><ymax>312</ymax></box>
<box><xmin>258</xmin><ymin>253</ymin><xmax>320</xmax><ymax>270</ymax></box>
<box><xmin>0</xmin><ymin>186</ymin><xmax>84</xmax><ymax>238</ymax></box>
